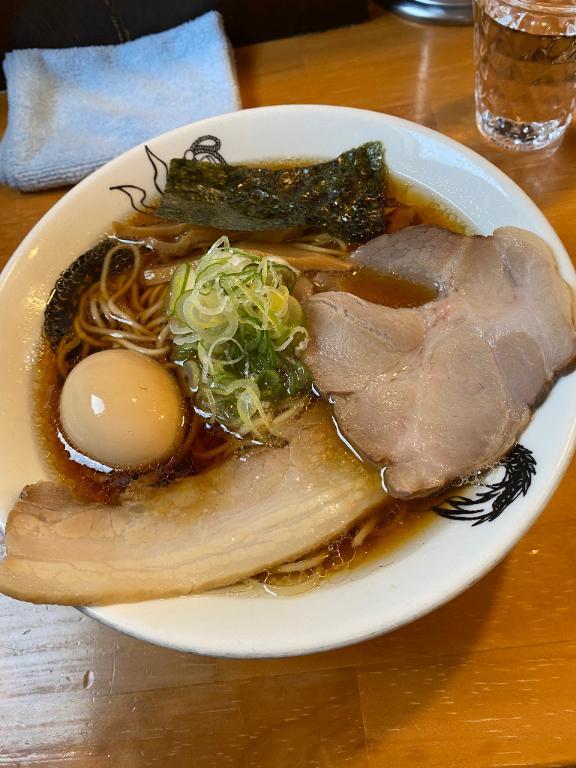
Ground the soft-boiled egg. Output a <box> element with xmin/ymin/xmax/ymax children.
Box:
<box><xmin>60</xmin><ymin>349</ymin><xmax>185</xmax><ymax>469</ymax></box>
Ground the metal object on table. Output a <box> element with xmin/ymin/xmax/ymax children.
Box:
<box><xmin>388</xmin><ymin>0</ymin><xmax>473</xmax><ymax>25</ymax></box>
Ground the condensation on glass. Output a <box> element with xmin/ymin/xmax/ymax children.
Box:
<box><xmin>474</xmin><ymin>0</ymin><xmax>576</xmax><ymax>151</ymax></box>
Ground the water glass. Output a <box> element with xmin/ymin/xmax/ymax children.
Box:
<box><xmin>474</xmin><ymin>0</ymin><xmax>576</xmax><ymax>151</ymax></box>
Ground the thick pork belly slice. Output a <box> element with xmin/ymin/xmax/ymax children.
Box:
<box><xmin>303</xmin><ymin>225</ymin><xmax>576</xmax><ymax>498</ymax></box>
<box><xmin>0</xmin><ymin>404</ymin><xmax>386</xmax><ymax>606</ymax></box>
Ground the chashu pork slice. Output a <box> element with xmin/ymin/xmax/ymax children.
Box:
<box><xmin>303</xmin><ymin>225</ymin><xmax>576</xmax><ymax>499</ymax></box>
<box><xmin>0</xmin><ymin>403</ymin><xmax>386</xmax><ymax>606</ymax></box>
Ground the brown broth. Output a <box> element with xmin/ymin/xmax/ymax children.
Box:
<box><xmin>34</xmin><ymin>178</ymin><xmax>467</xmax><ymax>587</ymax></box>
<box><xmin>388</xmin><ymin>176</ymin><xmax>470</xmax><ymax>235</ymax></box>
<box><xmin>254</xmin><ymin>496</ymin><xmax>437</xmax><ymax>594</ymax></box>
<box><xmin>346</xmin><ymin>267</ymin><xmax>436</xmax><ymax>306</ymax></box>
<box><xmin>314</xmin><ymin>267</ymin><xmax>436</xmax><ymax>308</ymax></box>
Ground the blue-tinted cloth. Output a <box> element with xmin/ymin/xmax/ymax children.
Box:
<box><xmin>0</xmin><ymin>12</ymin><xmax>241</xmax><ymax>191</ymax></box>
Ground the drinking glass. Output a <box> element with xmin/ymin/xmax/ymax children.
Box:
<box><xmin>474</xmin><ymin>0</ymin><xmax>576</xmax><ymax>151</ymax></box>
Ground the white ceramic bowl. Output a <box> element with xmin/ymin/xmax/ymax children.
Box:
<box><xmin>1</xmin><ymin>105</ymin><xmax>575</xmax><ymax>657</ymax></box>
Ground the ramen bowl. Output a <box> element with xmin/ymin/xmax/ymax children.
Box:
<box><xmin>1</xmin><ymin>105</ymin><xmax>575</xmax><ymax>656</ymax></box>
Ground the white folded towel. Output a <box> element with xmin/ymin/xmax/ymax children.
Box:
<box><xmin>0</xmin><ymin>12</ymin><xmax>241</xmax><ymax>192</ymax></box>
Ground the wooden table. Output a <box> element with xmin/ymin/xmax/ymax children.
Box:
<box><xmin>2</xmin><ymin>11</ymin><xmax>576</xmax><ymax>767</ymax></box>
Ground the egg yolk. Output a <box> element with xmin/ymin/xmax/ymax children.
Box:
<box><xmin>59</xmin><ymin>349</ymin><xmax>185</xmax><ymax>469</ymax></box>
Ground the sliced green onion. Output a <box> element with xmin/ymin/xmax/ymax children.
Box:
<box><xmin>167</xmin><ymin>237</ymin><xmax>310</xmax><ymax>437</ymax></box>
<box><xmin>166</xmin><ymin>263</ymin><xmax>191</xmax><ymax>317</ymax></box>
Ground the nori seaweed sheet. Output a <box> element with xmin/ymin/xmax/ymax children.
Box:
<box><xmin>157</xmin><ymin>142</ymin><xmax>388</xmax><ymax>243</ymax></box>
<box><xmin>44</xmin><ymin>239</ymin><xmax>134</xmax><ymax>350</ymax></box>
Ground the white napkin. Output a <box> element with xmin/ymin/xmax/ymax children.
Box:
<box><xmin>0</xmin><ymin>12</ymin><xmax>241</xmax><ymax>192</ymax></box>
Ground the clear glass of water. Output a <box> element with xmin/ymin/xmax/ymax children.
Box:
<box><xmin>474</xmin><ymin>0</ymin><xmax>576</xmax><ymax>151</ymax></box>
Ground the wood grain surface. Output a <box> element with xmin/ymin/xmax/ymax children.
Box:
<box><xmin>1</xmin><ymin>11</ymin><xmax>576</xmax><ymax>767</ymax></box>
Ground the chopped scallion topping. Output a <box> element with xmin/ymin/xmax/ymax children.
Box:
<box><xmin>168</xmin><ymin>237</ymin><xmax>310</xmax><ymax>437</ymax></box>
